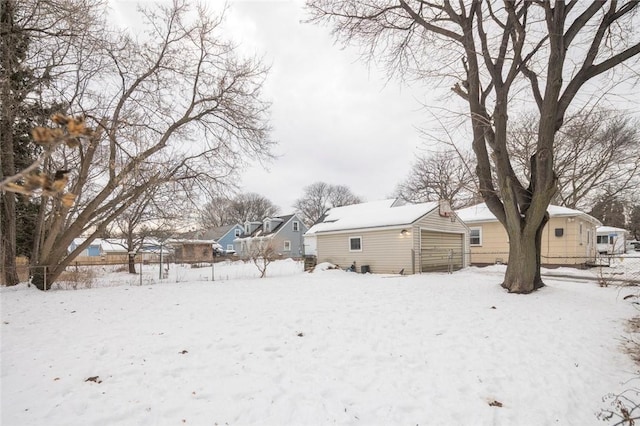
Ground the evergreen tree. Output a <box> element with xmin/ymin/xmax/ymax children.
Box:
<box><xmin>1</xmin><ymin>0</ymin><xmax>59</xmax><ymax>283</ymax></box>
<box><xmin>628</xmin><ymin>205</ymin><xmax>640</xmax><ymax>240</ymax></box>
<box><xmin>589</xmin><ymin>197</ymin><xmax>626</xmax><ymax>228</ymax></box>
<box><xmin>1</xmin><ymin>0</ymin><xmax>33</xmax><ymax>285</ymax></box>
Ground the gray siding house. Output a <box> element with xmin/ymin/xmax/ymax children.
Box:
<box><xmin>235</xmin><ymin>214</ymin><xmax>308</xmax><ymax>259</ymax></box>
<box><xmin>202</xmin><ymin>224</ymin><xmax>243</xmax><ymax>254</ymax></box>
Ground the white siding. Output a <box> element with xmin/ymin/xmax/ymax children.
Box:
<box><xmin>316</xmin><ymin>208</ymin><xmax>469</xmax><ymax>274</ymax></box>
<box><xmin>316</xmin><ymin>228</ymin><xmax>413</xmax><ymax>274</ymax></box>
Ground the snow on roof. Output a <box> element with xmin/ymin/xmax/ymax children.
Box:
<box><xmin>455</xmin><ymin>202</ymin><xmax>601</xmax><ymax>224</ymax></box>
<box><xmin>454</xmin><ymin>204</ymin><xmax>497</xmax><ymax>223</ymax></box>
<box><xmin>72</xmin><ymin>237</ymin><xmax>101</xmax><ymax>247</ymax></box>
<box><xmin>169</xmin><ymin>239</ymin><xmax>217</xmax><ymax>245</ymax></box>
<box><xmin>306</xmin><ymin>199</ymin><xmax>439</xmax><ymax>234</ymax></box>
<box><xmin>99</xmin><ymin>239</ymin><xmax>129</xmax><ymax>253</ymax></box>
<box><xmin>597</xmin><ymin>226</ymin><xmax>628</xmax><ymax>234</ymax></box>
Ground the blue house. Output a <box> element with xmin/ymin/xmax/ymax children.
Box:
<box><xmin>68</xmin><ymin>238</ymin><xmax>102</xmax><ymax>257</ymax></box>
<box><xmin>205</xmin><ymin>224</ymin><xmax>243</xmax><ymax>254</ymax></box>
<box><xmin>234</xmin><ymin>214</ymin><xmax>308</xmax><ymax>259</ymax></box>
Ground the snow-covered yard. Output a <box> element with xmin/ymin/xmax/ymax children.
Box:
<box><xmin>1</xmin><ymin>261</ymin><xmax>639</xmax><ymax>425</ymax></box>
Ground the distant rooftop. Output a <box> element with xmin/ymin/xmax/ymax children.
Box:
<box><xmin>456</xmin><ymin>203</ymin><xmax>601</xmax><ymax>225</ymax></box>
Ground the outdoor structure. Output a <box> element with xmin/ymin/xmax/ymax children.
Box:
<box><xmin>456</xmin><ymin>203</ymin><xmax>601</xmax><ymax>266</ymax></box>
<box><xmin>596</xmin><ymin>226</ymin><xmax>628</xmax><ymax>255</ymax></box>
<box><xmin>305</xmin><ymin>199</ymin><xmax>470</xmax><ymax>274</ymax></box>
<box><xmin>169</xmin><ymin>239</ymin><xmax>218</xmax><ymax>263</ymax></box>
<box><xmin>234</xmin><ymin>214</ymin><xmax>308</xmax><ymax>259</ymax></box>
<box><xmin>203</xmin><ymin>224</ymin><xmax>243</xmax><ymax>254</ymax></box>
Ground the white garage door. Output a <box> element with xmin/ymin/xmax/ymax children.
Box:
<box><xmin>421</xmin><ymin>231</ymin><xmax>464</xmax><ymax>272</ymax></box>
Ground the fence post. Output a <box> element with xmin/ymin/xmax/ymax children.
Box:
<box><xmin>44</xmin><ymin>266</ymin><xmax>47</xmax><ymax>291</ymax></box>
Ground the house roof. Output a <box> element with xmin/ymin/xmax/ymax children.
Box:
<box><xmin>455</xmin><ymin>203</ymin><xmax>602</xmax><ymax>225</ymax></box>
<box><xmin>203</xmin><ymin>224</ymin><xmax>241</xmax><ymax>240</ymax></box>
<box><xmin>99</xmin><ymin>239</ymin><xmax>129</xmax><ymax>253</ymax></box>
<box><xmin>597</xmin><ymin>226</ymin><xmax>628</xmax><ymax>234</ymax></box>
<box><xmin>72</xmin><ymin>238</ymin><xmax>100</xmax><ymax>247</ymax></box>
<box><xmin>306</xmin><ymin>199</ymin><xmax>440</xmax><ymax>234</ymax></box>
<box><xmin>168</xmin><ymin>238</ymin><xmax>217</xmax><ymax>245</ymax></box>
<box><xmin>70</xmin><ymin>238</ymin><xmax>175</xmax><ymax>254</ymax></box>
<box><xmin>69</xmin><ymin>238</ymin><xmax>128</xmax><ymax>253</ymax></box>
<box><xmin>238</xmin><ymin>214</ymin><xmax>297</xmax><ymax>239</ymax></box>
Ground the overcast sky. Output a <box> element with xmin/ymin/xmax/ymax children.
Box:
<box><xmin>221</xmin><ymin>1</ymin><xmax>436</xmax><ymax>214</ymax></box>
<box><xmin>110</xmin><ymin>0</ymin><xmax>639</xmax><ymax>215</ymax></box>
<box><xmin>107</xmin><ymin>0</ymin><xmax>458</xmax><ymax>217</ymax></box>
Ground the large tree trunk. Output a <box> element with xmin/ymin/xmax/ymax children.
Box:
<box><xmin>128</xmin><ymin>253</ymin><xmax>136</xmax><ymax>274</ymax></box>
<box><xmin>31</xmin><ymin>257</ymin><xmax>67</xmax><ymax>291</ymax></box>
<box><xmin>0</xmin><ymin>0</ymin><xmax>19</xmax><ymax>286</ymax></box>
<box><xmin>502</xmin><ymin>238</ymin><xmax>538</xmax><ymax>293</ymax></box>
<box><xmin>502</xmin><ymin>216</ymin><xmax>548</xmax><ymax>293</ymax></box>
<box><xmin>30</xmin><ymin>263</ymin><xmax>65</xmax><ymax>291</ymax></box>
<box><xmin>1</xmin><ymin>194</ymin><xmax>20</xmax><ymax>286</ymax></box>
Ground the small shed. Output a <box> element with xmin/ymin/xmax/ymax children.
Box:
<box><xmin>456</xmin><ymin>203</ymin><xmax>601</xmax><ymax>266</ymax></box>
<box><xmin>170</xmin><ymin>239</ymin><xmax>217</xmax><ymax>263</ymax></box>
<box><xmin>305</xmin><ymin>199</ymin><xmax>470</xmax><ymax>274</ymax></box>
<box><xmin>596</xmin><ymin>226</ymin><xmax>627</xmax><ymax>254</ymax></box>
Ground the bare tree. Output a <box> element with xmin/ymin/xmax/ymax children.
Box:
<box><xmin>106</xmin><ymin>184</ymin><xmax>187</xmax><ymax>274</ymax></box>
<box><xmin>294</xmin><ymin>181</ymin><xmax>361</xmax><ymax>226</ymax></box>
<box><xmin>247</xmin><ymin>239</ymin><xmax>279</xmax><ymax>278</ymax></box>
<box><xmin>28</xmin><ymin>1</ymin><xmax>274</xmax><ymax>290</ymax></box>
<box><xmin>509</xmin><ymin>109</ymin><xmax>640</xmax><ymax>210</ymax></box>
<box><xmin>199</xmin><ymin>196</ymin><xmax>233</xmax><ymax>228</ymax></box>
<box><xmin>199</xmin><ymin>192</ymin><xmax>279</xmax><ymax>229</ymax></box>
<box><xmin>395</xmin><ymin>149</ymin><xmax>477</xmax><ymax>208</ymax></box>
<box><xmin>307</xmin><ymin>0</ymin><xmax>640</xmax><ymax>293</ymax></box>
<box><xmin>228</xmin><ymin>193</ymin><xmax>280</xmax><ymax>223</ymax></box>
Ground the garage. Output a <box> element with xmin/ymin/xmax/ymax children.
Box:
<box><xmin>307</xmin><ymin>199</ymin><xmax>470</xmax><ymax>275</ymax></box>
<box><xmin>421</xmin><ymin>230</ymin><xmax>464</xmax><ymax>272</ymax></box>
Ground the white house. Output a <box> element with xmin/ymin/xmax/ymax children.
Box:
<box><xmin>596</xmin><ymin>226</ymin><xmax>627</xmax><ymax>255</ymax></box>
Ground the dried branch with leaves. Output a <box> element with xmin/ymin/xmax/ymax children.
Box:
<box><xmin>1</xmin><ymin>114</ymin><xmax>93</xmax><ymax>207</ymax></box>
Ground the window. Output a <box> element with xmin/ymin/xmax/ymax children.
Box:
<box><xmin>293</xmin><ymin>221</ymin><xmax>300</xmax><ymax>232</ymax></box>
<box><xmin>349</xmin><ymin>236</ymin><xmax>362</xmax><ymax>252</ymax></box>
<box><xmin>227</xmin><ymin>244</ymin><xmax>234</xmax><ymax>251</ymax></box>
<box><xmin>597</xmin><ymin>235</ymin><xmax>608</xmax><ymax>244</ymax></box>
<box><xmin>235</xmin><ymin>229</ymin><xmax>241</xmax><ymax>237</ymax></box>
<box><xmin>555</xmin><ymin>228</ymin><xmax>564</xmax><ymax>237</ymax></box>
<box><xmin>284</xmin><ymin>240</ymin><xmax>291</xmax><ymax>251</ymax></box>
<box><xmin>469</xmin><ymin>227</ymin><xmax>482</xmax><ymax>246</ymax></box>
<box><xmin>579</xmin><ymin>223</ymin><xmax>583</xmax><ymax>243</ymax></box>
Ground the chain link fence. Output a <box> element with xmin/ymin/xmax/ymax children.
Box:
<box><xmin>417</xmin><ymin>249</ymin><xmax>640</xmax><ymax>284</ymax></box>
<box><xmin>592</xmin><ymin>253</ymin><xmax>640</xmax><ymax>285</ymax></box>
<box><xmin>1</xmin><ymin>256</ymin><xmax>305</xmax><ymax>288</ymax></box>
<box><xmin>3</xmin><ymin>253</ymin><xmax>640</xmax><ymax>288</ymax></box>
